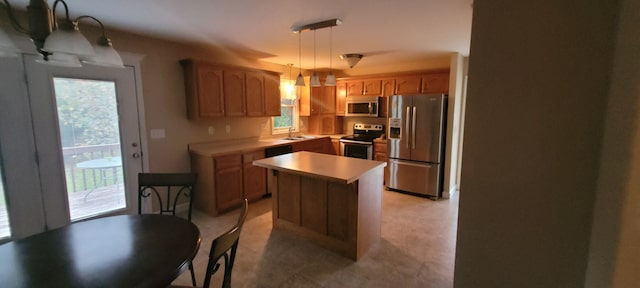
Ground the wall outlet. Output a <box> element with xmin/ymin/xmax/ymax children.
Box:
<box><xmin>208</xmin><ymin>126</ymin><xmax>214</xmax><ymax>135</ymax></box>
<box><xmin>226</xmin><ymin>124</ymin><xmax>230</xmax><ymax>133</ymax></box>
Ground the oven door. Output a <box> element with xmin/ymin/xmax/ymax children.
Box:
<box><xmin>340</xmin><ymin>140</ymin><xmax>373</xmax><ymax>159</ymax></box>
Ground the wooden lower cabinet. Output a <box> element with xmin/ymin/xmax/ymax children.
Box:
<box><xmin>243</xmin><ymin>150</ymin><xmax>266</xmax><ymax>202</ymax></box>
<box><xmin>190</xmin><ymin>152</ymin><xmax>244</xmax><ymax>216</ymax></box>
<box><xmin>373</xmin><ymin>139</ymin><xmax>388</xmax><ymax>184</ymax></box>
<box><xmin>331</xmin><ymin>138</ymin><xmax>340</xmax><ymax>155</ymax></box>
<box><xmin>214</xmin><ymin>154</ymin><xmax>244</xmax><ymax>212</ymax></box>
<box><xmin>270</xmin><ymin>167</ymin><xmax>382</xmax><ymax>260</ymax></box>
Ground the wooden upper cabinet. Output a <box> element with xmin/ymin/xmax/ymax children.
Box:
<box><xmin>180</xmin><ymin>60</ymin><xmax>225</xmax><ymax>119</ymax></box>
<box><xmin>422</xmin><ymin>72</ymin><xmax>450</xmax><ymax>94</ymax></box>
<box><xmin>395</xmin><ymin>75</ymin><xmax>422</xmax><ymax>94</ymax></box>
<box><xmin>379</xmin><ymin>78</ymin><xmax>396</xmax><ymax>117</ymax></box>
<box><xmin>264</xmin><ymin>73</ymin><xmax>281</xmax><ymax>116</ymax></box>
<box><xmin>298</xmin><ymin>77</ymin><xmax>311</xmax><ymax>117</ymax></box>
<box><xmin>224</xmin><ymin>69</ymin><xmax>246</xmax><ymax>116</ymax></box>
<box><xmin>363</xmin><ymin>79</ymin><xmax>382</xmax><ymax>96</ymax></box>
<box><xmin>346</xmin><ymin>79</ymin><xmax>381</xmax><ymax>96</ymax></box>
<box><xmin>345</xmin><ymin>81</ymin><xmax>363</xmax><ymax>97</ymax></box>
<box><xmin>181</xmin><ymin>59</ymin><xmax>281</xmax><ymax>118</ymax></box>
<box><xmin>310</xmin><ymin>83</ymin><xmax>336</xmax><ymax>115</ymax></box>
<box><xmin>335</xmin><ymin>81</ymin><xmax>347</xmax><ymax>116</ymax></box>
<box><xmin>245</xmin><ymin>71</ymin><xmax>265</xmax><ymax>116</ymax></box>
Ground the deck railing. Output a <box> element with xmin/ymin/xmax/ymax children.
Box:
<box><xmin>62</xmin><ymin>144</ymin><xmax>122</xmax><ymax>193</ymax></box>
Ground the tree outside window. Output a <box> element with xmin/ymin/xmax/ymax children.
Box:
<box><xmin>273</xmin><ymin>98</ymin><xmax>298</xmax><ymax>134</ymax></box>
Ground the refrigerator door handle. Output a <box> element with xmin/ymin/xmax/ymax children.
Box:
<box><xmin>412</xmin><ymin>106</ymin><xmax>417</xmax><ymax>149</ymax></box>
<box><xmin>406</xmin><ymin>106</ymin><xmax>411</xmax><ymax>148</ymax></box>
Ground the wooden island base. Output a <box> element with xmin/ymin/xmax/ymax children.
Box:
<box><xmin>253</xmin><ymin>151</ymin><xmax>385</xmax><ymax>260</ymax></box>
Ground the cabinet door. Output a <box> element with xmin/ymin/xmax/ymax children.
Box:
<box><xmin>214</xmin><ymin>154</ymin><xmax>243</xmax><ymax>212</ymax></box>
<box><xmin>380</xmin><ymin>78</ymin><xmax>395</xmax><ymax>117</ymax></box>
<box><xmin>395</xmin><ymin>75</ymin><xmax>422</xmax><ymax>94</ymax></box>
<box><xmin>335</xmin><ymin>81</ymin><xmax>346</xmax><ymax>116</ymax></box>
<box><xmin>181</xmin><ymin>60</ymin><xmax>225</xmax><ymax>119</ymax></box>
<box><xmin>345</xmin><ymin>81</ymin><xmax>363</xmax><ymax>96</ymax></box>
<box><xmin>245</xmin><ymin>71</ymin><xmax>265</xmax><ymax>116</ymax></box>
<box><xmin>331</xmin><ymin>138</ymin><xmax>340</xmax><ymax>155</ymax></box>
<box><xmin>264</xmin><ymin>73</ymin><xmax>281</xmax><ymax>116</ymax></box>
<box><xmin>223</xmin><ymin>70</ymin><xmax>246</xmax><ymax>116</ymax></box>
<box><xmin>298</xmin><ymin>81</ymin><xmax>311</xmax><ymax>116</ymax></box>
<box><xmin>422</xmin><ymin>72</ymin><xmax>450</xmax><ymax>94</ymax></box>
<box><xmin>363</xmin><ymin>79</ymin><xmax>382</xmax><ymax>96</ymax></box>
<box><xmin>309</xmin><ymin>86</ymin><xmax>322</xmax><ymax>115</ymax></box>
<box><xmin>243</xmin><ymin>150</ymin><xmax>266</xmax><ymax>202</ymax></box>
<box><xmin>322</xmin><ymin>85</ymin><xmax>336</xmax><ymax>114</ymax></box>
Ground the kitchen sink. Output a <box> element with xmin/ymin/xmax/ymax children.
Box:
<box><xmin>282</xmin><ymin>136</ymin><xmax>315</xmax><ymax>140</ymax></box>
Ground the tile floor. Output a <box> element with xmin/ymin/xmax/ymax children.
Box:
<box><xmin>172</xmin><ymin>189</ymin><xmax>459</xmax><ymax>288</ymax></box>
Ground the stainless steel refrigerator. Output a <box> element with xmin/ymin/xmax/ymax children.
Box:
<box><xmin>387</xmin><ymin>94</ymin><xmax>447</xmax><ymax>198</ymax></box>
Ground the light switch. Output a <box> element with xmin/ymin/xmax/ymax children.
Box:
<box><xmin>226</xmin><ymin>124</ymin><xmax>230</xmax><ymax>133</ymax></box>
<box><xmin>150</xmin><ymin>129</ymin><xmax>166</xmax><ymax>139</ymax></box>
<box><xmin>208</xmin><ymin>126</ymin><xmax>214</xmax><ymax>135</ymax></box>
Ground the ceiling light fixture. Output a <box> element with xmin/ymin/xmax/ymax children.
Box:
<box><xmin>309</xmin><ymin>30</ymin><xmax>321</xmax><ymax>87</ymax></box>
<box><xmin>285</xmin><ymin>63</ymin><xmax>296</xmax><ymax>100</ymax></box>
<box><xmin>292</xmin><ymin>18</ymin><xmax>341</xmax><ymax>87</ymax></box>
<box><xmin>0</xmin><ymin>0</ymin><xmax>124</xmax><ymax>68</ymax></box>
<box><xmin>341</xmin><ymin>53</ymin><xmax>363</xmax><ymax>68</ymax></box>
<box><xmin>324</xmin><ymin>26</ymin><xmax>336</xmax><ymax>86</ymax></box>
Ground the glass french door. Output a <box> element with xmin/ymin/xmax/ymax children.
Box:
<box><xmin>0</xmin><ymin>53</ymin><xmax>144</xmax><ymax>240</ymax></box>
<box><xmin>25</xmin><ymin>55</ymin><xmax>143</xmax><ymax>228</ymax></box>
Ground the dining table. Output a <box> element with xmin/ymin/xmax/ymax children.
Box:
<box><xmin>0</xmin><ymin>214</ymin><xmax>201</xmax><ymax>288</ymax></box>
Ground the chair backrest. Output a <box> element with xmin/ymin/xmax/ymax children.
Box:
<box><xmin>203</xmin><ymin>198</ymin><xmax>248</xmax><ymax>288</ymax></box>
<box><xmin>138</xmin><ymin>173</ymin><xmax>197</xmax><ymax>221</ymax></box>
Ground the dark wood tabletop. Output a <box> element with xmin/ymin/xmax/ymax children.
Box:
<box><xmin>0</xmin><ymin>214</ymin><xmax>201</xmax><ymax>288</ymax></box>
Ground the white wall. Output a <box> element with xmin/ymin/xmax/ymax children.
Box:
<box><xmin>443</xmin><ymin>53</ymin><xmax>466</xmax><ymax>198</ymax></box>
<box><xmin>454</xmin><ymin>0</ymin><xmax>620</xmax><ymax>287</ymax></box>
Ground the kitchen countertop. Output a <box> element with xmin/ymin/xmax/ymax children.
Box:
<box><xmin>252</xmin><ymin>151</ymin><xmax>386</xmax><ymax>184</ymax></box>
<box><xmin>189</xmin><ymin>135</ymin><xmax>336</xmax><ymax>157</ymax></box>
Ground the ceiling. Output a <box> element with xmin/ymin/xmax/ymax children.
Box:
<box><xmin>11</xmin><ymin>0</ymin><xmax>474</xmax><ymax>72</ymax></box>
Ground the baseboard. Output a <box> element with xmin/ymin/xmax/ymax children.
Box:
<box><xmin>443</xmin><ymin>184</ymin><xmax>459</xmax><ymax>199</ymax></box>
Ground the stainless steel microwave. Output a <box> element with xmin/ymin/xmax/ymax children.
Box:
<box><xmin>345</xmin><ymin>96</ymin><xmax>380</xmax><ymax>117</ymax></box>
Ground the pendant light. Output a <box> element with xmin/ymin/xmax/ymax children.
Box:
<box><xmin>309</xmin><ymin>30</ymin><xmax>321</xmax><ymax>87</ymax></box>
<box><xmin>295</xmin><ymin>32</ymin><xmax>306</xmax><ymax>86</ymax></box>
<box><xmin>285</xmin><ymin>64</ymin><xmax>296</xmax><ymax>100</ymax></box>
<box><xmin>324</xmin><ymin>26</ymin><xmax>336</xmax><ymax>86</ymax></box>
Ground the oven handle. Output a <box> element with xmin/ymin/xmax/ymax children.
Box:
<box><xmin>339</xmin><ymin>139</ymin><xmax>373</xmax><ymax>145</ymax></box>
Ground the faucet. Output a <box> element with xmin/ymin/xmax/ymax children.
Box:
<box><xmin>288</xmin><ymin>127</ymin><xmax>294</xmax><ymax>138</ymax></box>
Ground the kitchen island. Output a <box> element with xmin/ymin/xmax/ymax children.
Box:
<box><xmin>252</xmin><ymin>151</ymin><xmax>386</xmax><ymax>260</ymax></box>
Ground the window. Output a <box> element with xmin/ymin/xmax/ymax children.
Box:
<box><xmin>272</xmin><ymin>81</ymin><xmax>299</xmax><ymax>134</ymax></box>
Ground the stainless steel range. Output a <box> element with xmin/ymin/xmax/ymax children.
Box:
<box><xmin>339</xmin><ymin>123</ymin><xmax>385</xmax><ymax>160</ymax></box>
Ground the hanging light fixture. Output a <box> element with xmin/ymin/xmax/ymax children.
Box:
<box><xmin>309</xmin><ymin>30</ymin><xmax>321</xmax><ymax>87</ymax></box>
<box><xmin>294</xmin><ymin>31</ymin><xmax>305</xmax><ymax>86</ymax></box>
<box><xmin>324</xmin><ymin>26</ymin><xmax>336</xmax><ymax>86</ymax></box>
<box><xmin>292</xmin><ymin>19</ymin><xmax>341</xmax><ymax>87</ymax></box>
<box><xmin>285</xmin><ymin>63</ymin><xmax>296</xmax><ymax>100</ymax></box>
<box><xmin>0</xmin><ymin>0</ymin><xmax>124</xmax><ymax>68</ymax></box>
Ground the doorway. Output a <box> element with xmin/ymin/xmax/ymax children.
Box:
<box><xmin>0</xmin><ymin>54</ymin><xmax>145</xmax><ymax>239</ymax></box>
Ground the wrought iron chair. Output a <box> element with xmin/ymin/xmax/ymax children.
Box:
<box><xmin>203</xmin><ymin>198</ymin><xmax>249</xmax><ymax>288</ymax></box>
<box><xmin>138</xmin><ymin>172</ymin><xmax>198</xmax><ymax>286</ymax></box>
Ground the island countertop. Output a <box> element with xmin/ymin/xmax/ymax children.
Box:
<box><xmin>252</xmin><ymin>151</ymin><xmax>386</xmax><ymax>184</ymax></box>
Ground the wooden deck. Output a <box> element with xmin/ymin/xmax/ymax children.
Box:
<box><xmin>0</xmin><ymin>184</ymin><xmax>126</xmax><ymax>238</ymax></box>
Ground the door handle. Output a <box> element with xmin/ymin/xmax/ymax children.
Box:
<box><xmin>405</xmin><ymin>106</ymin><xmax>411</xmax><ymax>149</ymax></box>
<box><xmin>412</xmin><ymin>106</ymin><xmax>417</xmax><ymax>149</ymax></box>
